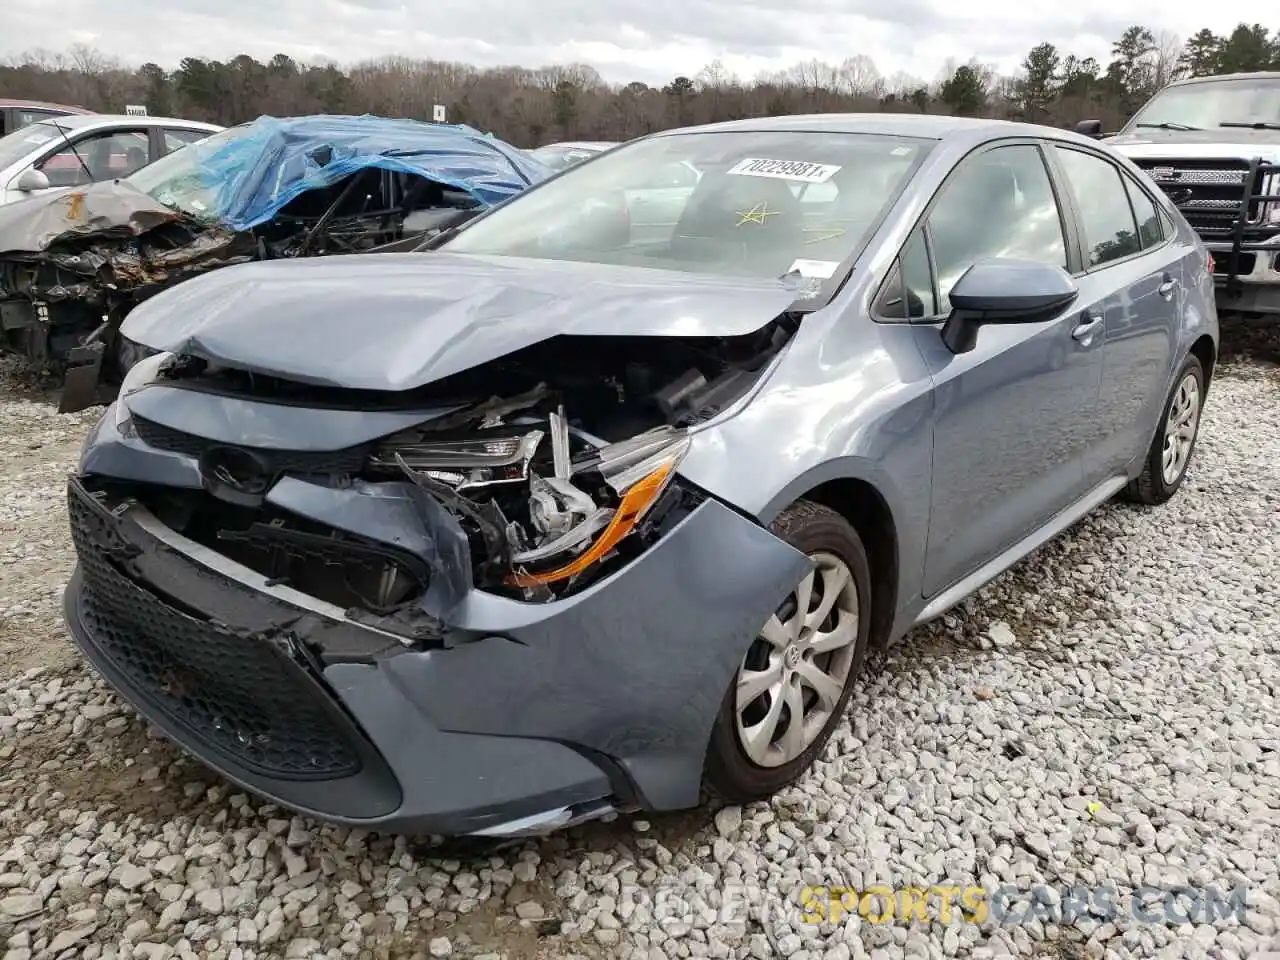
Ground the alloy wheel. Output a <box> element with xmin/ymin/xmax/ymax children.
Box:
<box><xmin>1161</xmin><ymin>371</ymin><xmax>1201</xmax><ymax>486</ymax></box>
<box><xmin>734</xmin><ymin>551</ymin><xmax>860</xmax><ymax>768</ymax></box>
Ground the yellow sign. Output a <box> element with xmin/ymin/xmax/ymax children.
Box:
<box><xmin>800</xmin><ymin>886</ymin><xmax>990</xmax><ymax>925</ymax></box>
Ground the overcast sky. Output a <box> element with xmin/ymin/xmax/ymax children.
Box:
<box><xmin>2</xmin><ymin>0</ymin><xmax>1247</xmax><ymax>87</ymax></box>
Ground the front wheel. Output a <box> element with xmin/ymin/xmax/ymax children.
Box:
<box><xmin>1122</xmin><ymin>353</ymin><xmax>1206</xmax><ymax>506</ymax></box>
<box><xmin>703</xmin><ymin>500</ymin><xmax>872</xmax><ymax>802</ymax></box>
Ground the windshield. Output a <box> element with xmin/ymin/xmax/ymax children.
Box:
<box><xmin>0</xmin><ymin>120</ymin><xmax>62</xmax><ymax>170</ymax></box>
<box><xmin>1127</xmin><ymin>77</ymin><xmax>1280</xmax><ymax>131</ymax></box>
<box><xmin>442</xmin><ymin>129</ymin><xmax>931</xmax><ymax>292</ymax></box>
<box><xmin>126</xmin><ymin>125</ymin><xmax>246</xmax><ymax>218</ymax></box>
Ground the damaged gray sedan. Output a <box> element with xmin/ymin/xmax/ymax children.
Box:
<box><xmin>63</xmin><ymin>114</ymin><xmax>1218</xmax><ymax>839</ymax></box>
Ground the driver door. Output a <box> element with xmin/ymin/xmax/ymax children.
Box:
<box><xmin>881</xmin><ymin>141</ymin><xmax>1105</xmax><ymax>598</ymax></box>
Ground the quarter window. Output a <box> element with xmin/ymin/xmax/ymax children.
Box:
<box><xmin>927</xmin><ymin>144</ymin><xmax>1068</xmax><ymax>312</ymax></box>
<box><xmin>1123</xmin><ymin>175</ymin><xmax>1165</xmax><ymax>249</ymax></box>
<box><xmin>1054</xmin><ymin>148</ymin><xmax>1142</xmax><ymax>267</ymax></box>
<box><xmin>874</xmin><ymin>230</ymin><xmax>935</xmax><ymax>320</ymax></box>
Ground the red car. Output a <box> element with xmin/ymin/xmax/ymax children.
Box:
<box><xmin>0</xmin><ymin>98</ymin><xmax>93</xmax><ymax>137</ymax></box>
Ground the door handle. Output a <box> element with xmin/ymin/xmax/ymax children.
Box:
<box><xmin>1158</xmin><ymin>272</ymin><xmax>1179</xmax><ymax>300</ymax></box>
<box><xmin>1072</xmin><ymin>312</ymin><xmax>1104</xmax><ymax>344</ymax></box>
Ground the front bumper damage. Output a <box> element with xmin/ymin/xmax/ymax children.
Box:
<box><xmin>63</xmin><ymin>395</ymin><xmax>809</xmax><ymax>836</ymax></box>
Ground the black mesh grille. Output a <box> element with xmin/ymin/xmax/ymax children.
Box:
<box><xmin>131</xmin><ymin>415</ymin><xmax>370</xmax><ymax>475</ymax></box>
<box><xmin>67</xmin><ymin>486</ymin><xmax>365</xmax><ymax>781</ymax></box>
<box><xmin>1131</xmin><ymin>159</ymin><xmax>1255</xmax><ymax>241</ymax></box>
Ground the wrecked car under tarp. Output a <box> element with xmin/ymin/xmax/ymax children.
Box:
<box><xmin>0</xmin><ymin>114</ymin><xmax>551</xmax><ymax>412</ymax></box>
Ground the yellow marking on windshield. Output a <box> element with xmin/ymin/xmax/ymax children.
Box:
<box><xmin>736</xmin><ymin>202</ymin><xmax>781</xmax><ymax>226</ymax></box>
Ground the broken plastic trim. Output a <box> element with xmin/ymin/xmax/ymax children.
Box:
<box><xmin>507</xmin><ymin>431</ymin><xmax>691</xmax><ymax>589</ymax></box>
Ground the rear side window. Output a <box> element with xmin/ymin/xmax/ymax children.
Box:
<box><xmin>1054</xmin><ymin>148</ymin><xmax>1141</xmax><ymax>267</ymax></box>
<box><xmin>1123</xmin><ymin>176</ymin><xmax>1165</xmax><ymax>249</ymax></box>
<box><xmin>162</xmin><ymin>128</ymin><xmax>210</xmax><ymax>153</ymax></box>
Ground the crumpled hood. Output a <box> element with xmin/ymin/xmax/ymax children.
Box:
<box><xmin>0</xmin><ymin>180</ymin><xmax>190</xmax><ymax>255</ymax></box>
<box><xmin>120</xmin><ymin>251</ymin><xmax>801</xmax><ymax>392</ymax></box>
<box><xmin>1106</xmin><ymin>127</ymin><xmax>1280</xmax><ymax>163</ymax></box>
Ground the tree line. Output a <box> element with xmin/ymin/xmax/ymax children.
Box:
<box><xmin>2</xmin><ymin>22</ymin><xmax>1277</xmax><ymax>148</ymax></box>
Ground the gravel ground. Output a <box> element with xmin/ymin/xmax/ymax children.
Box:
<box><xmin>1</xmin><ymin>319</ymin><xmax>1278</xmax><ymax>960</ymax></box>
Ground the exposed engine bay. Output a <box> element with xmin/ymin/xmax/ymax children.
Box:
<box><xmin>114</xmin><ymin>321</ymin><xmax>797</xmax><ymax>629</ymax></box>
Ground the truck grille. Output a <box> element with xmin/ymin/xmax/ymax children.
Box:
<box><xmin>1131</xmin><ymin>159</ymin><xmax>1258</xmax><ymax>241</ymax></box>
<box><xmin>67</xmin><ymin>483</ymin><xmax>366</xmax><ymax>781</ymax></box>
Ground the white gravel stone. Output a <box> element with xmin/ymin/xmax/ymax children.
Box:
<box><xmin>0</xmin><ymin>341</ymin><xmax>1277</xmax><ymax>959</ymax></box>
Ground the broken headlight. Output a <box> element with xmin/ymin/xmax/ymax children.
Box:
<box><xmin>506</xmin><ymin>426</ymin><xmax>692</xmax><ymax>589</ymax></box>
<box><xmin>369</xmin><ymin>425</ymin><xmax>545</xmax><ymax>491</ymax></box>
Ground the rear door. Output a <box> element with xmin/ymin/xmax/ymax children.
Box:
<box><xmin>1044</xmin><ymin>144</ymin><xmax>1182</xmax><ymax>484</ymax></box>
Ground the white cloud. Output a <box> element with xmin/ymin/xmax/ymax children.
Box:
<box><xmin>0</xmin><ymin>0</ymin><xmax>1253</xmax><ymax>87</ymax></box>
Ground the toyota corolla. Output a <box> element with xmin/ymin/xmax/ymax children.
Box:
<box><xmin>62</xmin><ymin>114</ymin><xmax>1217</xmax><ymax>840</ymax></box>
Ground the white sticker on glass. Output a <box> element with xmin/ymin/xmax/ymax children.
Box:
<box><xmin>726</xmin><ymin>157</ymin><xmax>841</xmax><ymax>183</ymax></box>
<box><xmin>785</xmin><ymin>258</ymin><xmax>840</xmax><ymax>279</ymax></box>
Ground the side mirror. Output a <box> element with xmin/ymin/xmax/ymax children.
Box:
<box><xmin>940</xmin><ymin>258</ymin><xmax>1079</xmax><ymax>354</ymax></box>
<box><xmin>15</xmin><ymin>168</ymin><xmax>50</xmax><ymax>192</ymax></box>
<box><xmin>1075</xmin><ymin>119</ymin><xmax>1103</xmax><ymax>138</ymax></box>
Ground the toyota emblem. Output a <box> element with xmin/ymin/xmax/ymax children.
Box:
<box><xmin>199</xmin><ymin>445</ymin><xmax>272</xmax><ymax>495</ymax></box>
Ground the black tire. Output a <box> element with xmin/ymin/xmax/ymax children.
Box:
<box><xmin>1121</xmin><ymin>353</ymin><xmax>1206</xmax><ymax>506</ymax></box>
<box><xmin>702</xmin><ymin>500</ymin><xmax>872</xmax><ymax>803</ymax></box>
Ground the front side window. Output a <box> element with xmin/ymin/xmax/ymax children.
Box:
<box><xmin>927</xmin><ymin>143</ymin><xmax>1068</xmax><ymax>311</ymax></box>
<box><xmin>36</xmin><ymin>129</ymin><xmax>150</xmax><ymax>186</ymax></box>
<box><xmin>442</xmin><ymin>129</ymin><xmax>933</xmax><ymax>303</ymax></box>
<box><xmin>1054</xmin><ymin>148</ymin><xmax>1141</xmax><ymax>267</ymax></box>
<box><xmin>1125</xmin><ymin>77</ymin><xmax>1280</xmax><ymax>131</ymax></box>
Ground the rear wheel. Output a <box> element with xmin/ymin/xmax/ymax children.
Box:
<box><xmin>703</xmin><ymin>501</ymin><xmax>871</xmax><ymax>802</ymax></box>
<box><xmin>1122</xmin><ymin>354</ymin><xmax>1205</xmax><ymax>506</ymax></box>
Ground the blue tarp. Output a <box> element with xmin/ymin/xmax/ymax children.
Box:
<box><xmin>175</xmin><ymin>114</ymin><xmax>552</xmax><ymax>232</ymax></box>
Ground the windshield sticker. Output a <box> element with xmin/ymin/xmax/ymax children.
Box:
<box><xmin>727</xmin><ymin>158</ymin><xmax>841</xmax><ymax>184</ymax></box>
<box><xmin>891</xmin><ymin>146</ymin><xmax>913</xmax><ymax>156</ymax></box>
<box><xmin>785</xmin><ymin>258</ymin><xmax>840</xmax><ymax>279</ymax></box>
<box><xmin>735</xmin><ymin>201</ymin><xmax>782</xmax><ymax>226</ymax></box>
<box><xmin>24</xmin><ymin>132</ymin><xmax>56</xmax><ymax>144</ymax></box>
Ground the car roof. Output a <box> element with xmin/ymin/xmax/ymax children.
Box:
<box><xmin>648</xmin><ymin>112</ymin><xmax>1112</xmax><ymax>148</ymax></box>
<box><xmin>645</xmin><ymin>112</ymin><xmax>1116</xmax><ymax>152</ymax></box>
<box><xmin>538</xmin><ymin>141</ymin><xmax>616</xmax><ymax>151</ymax></box>
<box><xmin>28</xmin><ymin>113</ymin><xmax>223</xmax><ymax>131</ymax></box>
<box><xmin>0</xmin><ymin>98</ymin><xmax>92</xmax><ymax>113</ymax></box>
<box><xmin>1164</xmin><ymin>70</ymin><xmax>1280</xmax><ymax>87</ymax></box>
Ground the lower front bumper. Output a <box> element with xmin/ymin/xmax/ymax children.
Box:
<box><xmin>61</xmin><ymin>473</ymin><xmax>809</xmax><ymax>836</ymax></box>
<box><xmin>61</xmin><ymin>482</ymin><xmax>619</xmax><ymax>837</ymax></box>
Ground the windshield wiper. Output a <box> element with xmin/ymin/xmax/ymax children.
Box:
<box><xmin>1136</xmin><ymin>121</ymin><xmax>1201</xmax><ymax>131</ymax></box>
<box><xmin>1220</xmin><ymin>121</ymin><xmax>1280</xmax><ymax>130</ymax></box>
